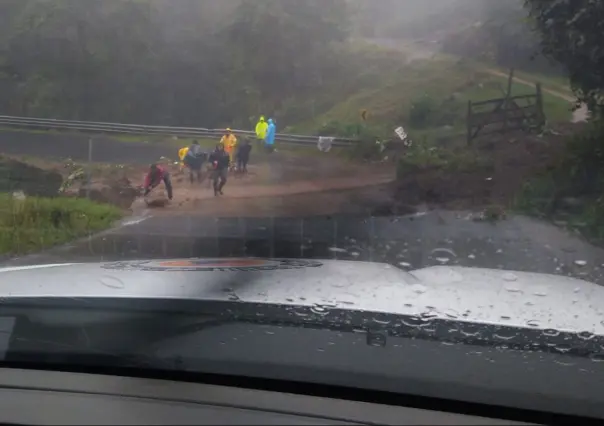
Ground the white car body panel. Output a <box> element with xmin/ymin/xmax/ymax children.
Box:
<box><xmin>0</xmin><ymin>258</ymin><xmax>600</xmax><ymax>334</ymax></box>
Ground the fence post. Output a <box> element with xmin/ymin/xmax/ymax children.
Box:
<box><xmin>503</xmin><ymin>68</ymin><xmax>515</xmax><ymax>133</ymax></box>
<box><xmin>86</xmin><ymin>137</ymin><xmax>93</xmax><ymax>199</ymax></box>
<box><xmin>466</xmin><ymin>100</ymin><xmax>473</xmax><ymax>145</ymax></box>
<box><xmin>535</xmin><ymin>82</ymin><xmax>545</xmax><ymax>130</ymax></box>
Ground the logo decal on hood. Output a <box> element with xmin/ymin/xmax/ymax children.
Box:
<box><xmin>101</xmin><ymin>258</ymin><xmax>322</xmax><ymax>272</ymax></box>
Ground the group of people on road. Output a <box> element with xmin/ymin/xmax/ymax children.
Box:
<box><xmin>144</xmin><ymin>116</ymin><xmax>277</xmax><ymax>201</ymax></box>
<box><xmin>255</xmin><ymin>116</ymin><xmax>276</xmax><ymax>152</ymax></box>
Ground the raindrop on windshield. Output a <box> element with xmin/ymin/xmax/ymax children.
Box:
<box><xmin>542</xmin><ymin>329</ymin><xmax>561</xmax><ymax>337</ymax></box>
<box><xmin>100</xmin><ymin>276</ymin><xmax>125</xmax><ymax>289</ymax></box>
<box><xmin>402</xmin><ymin>316</ymin><xmax>429</xmax><ymax>328</ymax></box>
<box><xmin>444</xmin><ymin>309</ymin><xmax>459</xmax><ymax>319</ymax></box>
<box><xmin>411</xmin><ymin>284</ymin><xmax>428</xmax><ymax>294</ymax></box>
<box><xmin>460</xmin><ymin>327</ymin><xmax>481</xmax><ymax>337</ymax></box>
<box><xmin>227</xmin><ymin>293</ymin><xmax>241</xmax><ymax>302</ymax></box>
<box><xmin>555</xmin><ymin>344</ymin><xmax>572</xmax><ymax>354</ymax></box>
<box><xmin>431</xmin><ymin>248</ymin><xmax>457</xmax><ymax>258</ymax></box>
<box><xmin>372</xmin><ymin>315</ymin><xmax>391</xmax><ymax>325</ymax></box>
<box><xmin>553</xmin><ymin>359</ymin><xmax>576</xmax><ymax>367</ymax></box>
<box><xmin>420</xmin><ymin>311</ymin><xmax>439</xmax><ymax>319</ymax></box>
<box><xmin>590</xmin><ymin>353</ymin><xmax>604</xmax><ymax>363</ymax></box>
<box><xmin>310</xmin><ymin>304</ymin><xmax>330</xmax><ymax>315</ymax></box>
<box><xmin>502</xmin><ymin>272</ymin><xmax>518</xmax><ymax>282</ymax></box>
<box><xmin>294</xmin><ymin>310</ymin><xmax>310</xmax><ymax>318</ymax></box>
<box><xmin>494</xmin><ymin>331</ymin><xmax>516</xmax><ymax>341</ymax></box>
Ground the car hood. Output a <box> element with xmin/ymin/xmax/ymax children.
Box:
<box><xmin>0</xmin><ymin>258</ymin><xmax>602</xmax><ymax>334</ymax></box>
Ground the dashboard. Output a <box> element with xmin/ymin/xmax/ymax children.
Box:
<box><xmin>0</xmin><ymin>368</ymin><xmax>529</xmax><ymax>425</ymax></box>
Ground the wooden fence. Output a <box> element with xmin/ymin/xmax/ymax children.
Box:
<box><xmin>467</xmin><ymin>69</ymin><xmax>546</xmax><ymax>144</ymax></box>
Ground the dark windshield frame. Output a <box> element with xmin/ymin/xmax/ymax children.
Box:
<box><xmin>1</xmin><ymin>296</ymin><xmax>602</xmax><ymax>359</ymax></box>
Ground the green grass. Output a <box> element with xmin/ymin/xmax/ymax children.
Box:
<box><xmin>481</xmin><ymin>72</ymin><xmax>573</xmax><ymax>122</ymax></box>
<box><xmin>292</xmin><ymin>54</ymin><xmax>573</xmax><ymax>140</ymax></box>
<box><xmin>507</xmin><ymin>69</ymin><xmax>572</xmax><ymax>95</ymax></box>
<box><xmin>0</xmin><ymin>194</ymin><xmax>123</xmax><ymax>255</ymax></box>
<box><xmin>397</xmin><ymin>143</ymin><xmax>492</xmax><ymax>177</ymax></box>
<box><xmin>512</xmin><ymin>121</ymin><xmax>604</xmax><ymax>244</ymax></box>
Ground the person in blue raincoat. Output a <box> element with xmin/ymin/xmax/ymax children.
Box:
<box><xmin>264</xmin><ymin>118</ymin><xmax>276</xmax><ymax>153</ymax></box>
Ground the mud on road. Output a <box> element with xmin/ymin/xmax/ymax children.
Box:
<box><xmin>4</xmin><ymin>126</ymin><xmax>604</xmax><ymax>290</ymax></box>
<box><xmin>0</xmin><ymin>128</ymin><xmax>399</xmax><ymax>217</ymax></box>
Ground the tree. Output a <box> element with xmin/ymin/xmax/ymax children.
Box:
<box><xmin>0</xmin><ymin>0</ymin><xmax>354</xmax><ymax>127</ymax></box>
<box><xmin>525</xmin><ymin>0</ymin><xmax>604</xmax><ymax>114</ymax></box>
<box><xmin>223</xmin><ymin>0</ymin><xmax>350</xmax><ymax>107</ymax></box>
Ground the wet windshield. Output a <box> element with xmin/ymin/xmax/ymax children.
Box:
<box><xmin>0</xmin><ymin>0</ymin><xmax>603</xmax><ymax>420</ymax></box>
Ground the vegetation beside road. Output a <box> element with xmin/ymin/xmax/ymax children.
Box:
<box><xmin>292</xmin><ymin>54</ymin><xmax>571</xmax><ymax>144</ymax></box>
<box><xmin>0</xmin><ymin>194</ymin><xmax>122</xmax><ymax>256</ymax></box>
<box><xmin>515</xmin><ymin>122</ymin><xmax>604</xmax><ymax>243</ymax></box>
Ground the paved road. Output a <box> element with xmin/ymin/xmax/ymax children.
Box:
<box><xmin>0</xmin><ymin>129</ymin><xmax>173</xmax><ymax>164</ymax></box>
<box><xmin>6</xmin><ymin>211</ymin><xmax>604</xmax><ymax>285</ymax></box>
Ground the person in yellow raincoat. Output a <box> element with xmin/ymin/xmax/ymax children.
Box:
<box><xmin>220</xmin><ymin>128</ymin><xmax>238</xmax><ymax>170</ymax></box>
<box><xmin>178</xmin><ymin>146</ymin><xmax>189</xmax><ymax>172</ymax></box>
<box><xmin>255</xmin><ymin>116</ymin><xmax>268</xmax><ymax>147</ymax></box>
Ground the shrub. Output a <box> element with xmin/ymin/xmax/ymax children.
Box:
<box><xmin>0</xmin><ymin>194</ymin><xmax>122</xmax><ymax>255</ymax></box>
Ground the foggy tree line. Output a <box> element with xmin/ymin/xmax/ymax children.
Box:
<box><xmin>0</xmin><ymin>0</ymin><xmax>351</xmax><ymax>127</ymax></box>
<box><xmin>0</xmin><ymin>0</ymin><xmax>601</xmax><ymax>126</ymax></box>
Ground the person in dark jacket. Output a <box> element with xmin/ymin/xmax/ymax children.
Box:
<box><xmin>235</xmin><ymin>137</ymin><xmax>252</xmax><ymax>176</ymax></box>
<box><xmin>183</xmin><ymin>140</ymin><xmax>207</xmax><ymax>184</ymax></box>
<box><xmin>208</xmin><ymin>143</ymin><xmax>230</xmax><ymax>196</ymax></box>
<box><xmin>143</xmin><ymin>163</ymin><xmax>173</xmax><ymax>200</ymax></box>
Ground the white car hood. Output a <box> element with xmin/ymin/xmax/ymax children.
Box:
<box><xmin>0</xmin><ymin>258</ymin><xmax>602</xmax><ymax>334</ymax></box>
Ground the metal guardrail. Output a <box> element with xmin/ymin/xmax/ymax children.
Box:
<box><xmin>0</xmin><ymin>115</ymin><xmax>358</xmax><ymax>147</ymax></box>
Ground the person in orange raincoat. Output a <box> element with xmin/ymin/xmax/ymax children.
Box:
<box><xmin>220</xmin><ymin>128</ymin><xmax>238</xmax><ymax>170</ymax></box>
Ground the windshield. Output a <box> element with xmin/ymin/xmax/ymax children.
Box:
<box><xmin>0</xmin><ymin>0</ymin><xmax>603</xmax><ymax>421</ymax></box>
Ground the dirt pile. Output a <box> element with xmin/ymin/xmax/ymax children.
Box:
<box><xmin>0</xmin><ymin>157</ymin><xmax>64</xmax><ymax>197</ymax></box>
<box><xmin>392</xmin><ymin>124</ymin><xmax>577</xmax><ymax>211</ymax></box>
<box><xmin>64</xmin><ymin>176</ymin><xmax>140</xmax><ymax>209</ymax></box>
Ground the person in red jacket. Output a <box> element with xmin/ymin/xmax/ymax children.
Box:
<box><xmin>143</xmin><ymin>163</ymin><xmax>173</xmax><ymax>200</ymax></box>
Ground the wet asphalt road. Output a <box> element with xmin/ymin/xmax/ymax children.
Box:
<box><xmin>2</xmin><ymin>129</ymin><xmax>604</xmax><ymax>285</ymax></box>
<box><xmin>0</xmin><ymin>129</ymin><xmax>173</xmax><ymax>164</ymax></box>
<box><xmin>7</xmin><ymin>210</ymin><xmax>604</xmax><ymax>285</ymax></box>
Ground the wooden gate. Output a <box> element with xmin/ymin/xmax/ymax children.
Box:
<box><xmin>466</xmin><ymin>69</ymin><xmax>546</xmax><ymax>145</ymax></box>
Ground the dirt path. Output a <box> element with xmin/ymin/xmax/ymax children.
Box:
<box><xmin>136</xmin><ymin>172</ymin><xmax>396</xmax><ymax>216</ymax></box>
<box><xmin>484</xmin><ymin>68</ymin><xmax>589</xmax><ymax>123</ymax></box>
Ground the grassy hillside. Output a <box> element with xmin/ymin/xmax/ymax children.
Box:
<box><xmin>288</xmin><ymin>51</ymin><xmax>573</xmax><ymax>141</ymax></box>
